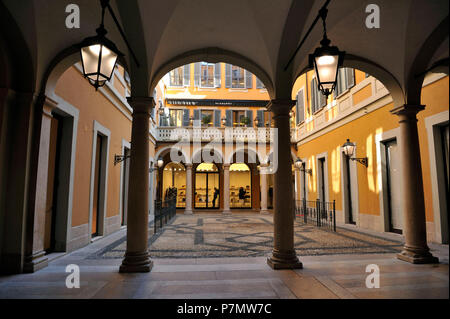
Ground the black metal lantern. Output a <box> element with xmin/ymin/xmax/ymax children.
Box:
<box><xmin>342</xmin><ymin>139</ymin><xmax>368</xmax><ymax>167</ymax></box>
<box><xmin>342</xmin><ymin>139</ymin><xmax>356</xmax><ymax>157</ymax></box>
<box><xmin>309</xmin><ymin>7</ymin><xmax>345</xmax><ymax>98</ymax></box>
<box><xmin>79</xmin><ymin>2</ymin><xmax>123</xmax><ymax>90</ymax></box>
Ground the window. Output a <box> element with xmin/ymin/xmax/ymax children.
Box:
<box><xmin>200</xmin><ymin>62</ymin><xmax>215</xmax><ymax>88</ymax></box>
<box><xmin>231</xmin><ymin>65</ymin><xmax>245</xmax><ymax>88</ymax></box>
<box><xmin>225</xmin><ymin>64</ymin><xmax>252</xmax><ymax>89</ymax></box>
<box><xmin>201</xmin><ymin>110</ymin><xmax>214</xmax><ymax>126</ymax></box>
<box><xmin>335</xmin><ymin>68</ymin><xmax>355</xmax><ymax>97</ymax></box>
<box><xmin>233</xmin><ymin>110</ymin><xmax>246</xmax><ymax>126</ymax></box>
<box><xmin>169</xmin><ymin>109</ymin><xmax>184</xmax><ymax>127</ymax></box>
<box><xmin>256</xmin><ymin>78</ymin><xmax>265</xmax><ymax>89</ymax></box>
<box><xmin>169</xmin><ymin>66</ymin><xmax>184</xmax><ymax>87</ymax></box>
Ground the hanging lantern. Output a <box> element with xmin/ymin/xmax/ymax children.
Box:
<box><xmin>309</xmin><ymin>7</ymin><xmax>345</xmax><ymax>98</ymax></box>
<box><xmin>79</xmin><ymin>1</ymin><xmax>123</xmax><ymax>92</ymax></box>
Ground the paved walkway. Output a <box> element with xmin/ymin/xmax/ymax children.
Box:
<box><xmin>92</xmin><ymin>214</ymin><xmax>404</xmax><ymax>259</ymax></box>
<box><xmin>0</xmin><ymin>213</ymin><xmax>448</xmax><ymax>299</ymax></box>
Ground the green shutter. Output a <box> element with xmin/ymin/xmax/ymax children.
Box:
<box><xmin>182</xmin><ymin>109</ymin><xmax>190</xmax><ymax>127</ymax></box>
<box><xmin>226</xmin><ymin>109</ymin><xmax>233</xmax><ymax>127</ymax></box>
<box><xmin>257</xmin><ymin>110</ymin><xmax>265</xmax><ymax>127</ymax></box>
<box><xmin>183</xmin><ymin>65</ymin><xmax>190</xmax><ymax>87</ymax></box>
<box><xmin>246</xmin><ymin>110</ymin><xmax>253</xmax><ymax>127</ymax></box>
<box><xmin>194</xmin><ymin>63</ymin><xmax>200</xmax><ymax>87</ymax></box>
<box><xmin>214</xmin><ymin>63</ymin><xmax>221</xmax><ymax>88</ymax></box>
<box><xmin>225</xmin><ymin>64</ymin><xmax>232</xmax><ymax>88</ymax></box>
<box><xmin>297</xmin><ymin>89</ymin><xmax>305</xmax><ymax>124</ymax></box>
<box><xmin>245</xmin><ymin>71</ymin><xmax>253</xmax><ymax>89</ymax></box>
<box><xmin>256</xmin><ymin>78</ymin><xmax>264</xmax><ymax>89</ymax></box>
<box><xmin>311</xmin><ymin>79</ymin><xmax>316</xmax><ymax>113</ymax></box>
<box><xmin>214</xmin><ymin>110</ymin><xmax>221</xmax><ymax>127</ymax></box>
<box><xmin>346</xmin><ymin>68</ymin><xmax>355</xmax><ymax>89</ymax></box>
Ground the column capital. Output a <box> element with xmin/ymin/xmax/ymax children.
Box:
<box><xmin>223</xmin><ymin>163</ymin><xmax>231</xmax><ymax>169</ymax></box>
<box><xmin>42</xmin><ymin>96</ymin><xmax>58</xmax><ymax>117</ymax></box>
<box><xmin>268</xmin><ymin>99</ymin><xmax>296</xmax><ymax>116</ymax></box>
<box><xmin>390</xmin><ymin>104</ymin><xmax>425</xmax><ymax>117</ymax></box>
<box><xmin>185</xmin><ymin>163</ymin><xmax>193</xmax><ymax>169</ymax></box>
<box><xmin>127</xmin><ymin>97</ymin><xmax>155</xmax><ymax>115</ymax></box>
<box><xmin>35</xmin><ymin>94</ymin><xmax>58</xmax><ymax>117</ymax></box>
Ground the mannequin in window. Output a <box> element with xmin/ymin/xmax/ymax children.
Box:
<box><xmin>212</xmin><ymin>187</ymin><xmax>220</xmax><ymax>208</ymax></box>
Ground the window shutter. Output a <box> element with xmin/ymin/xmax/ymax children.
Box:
<box><xmin>182</xmin><ymin>109</ymin><xmax>190</xmax><ymax>127</ymax></box>
<box><xmin>214</xmin><ymin>63</ymin><xmax>221</xmax><ymax>88</ymax></box>
<box><xmin>298</xmin><ymin>89</ymin><xmax>305</xmax><ymax>124</ymax></box>
<box><xmin>246</xmin><ymin>110</ymin><xmax>253</xmax><ymax>127</ymax></box>
<box><xmin>256</xmin><ymin>78</ymin><xmax>264</xmax><ymax>89</ymax></box>
<box><xmin>214</xmin><ymin>110</ymin><xmax>221</xmax><ymax>127</ymax></box>
<box><xmin>335</xmin><ymin>69</ymin><xmax>341</xmax><ymax>97</ymax></box>
<box><xmin>346</xmin><ymin>68</ymin><xmax>355</xmax><ymax>89</ymax></box>
<box><xmin>194</xmin><ymin>63</ymin><xmax>200</xmax><ymax>87</ymax></box>
<box><xmin>311</xmin><ymin>79</ymin><xmax>317</xmax><ymax>113</ymax></box>
<box><xmin>193</xmin><ymin>109</ymin><xmax>200</xmax><ymax>121</ymax></box>
<box><xmin>257</xmin><ymin>110</ymin><xmax>265</xmax><ymax>127</ymax></box>
<box><xmin>183</xmin><ymin>65</ymin><xmax>190</xmax><ymax>87</ymax></box>
<box><xmin>226</xmin><ymin>109</ymin><xmax>233</xmax><ymax>127</ymax></box>
<box><xmin>320</xmin><ymin>90</ymin><xmax>327</xmax><ymax>108</ymax></box>
<box><xmin>245</xmin><ymin>71</ymin><xmax>253</xmax><ymax>89</ymax></box>
<box><xmin>225</xmin><ymin>64</ymin><xmax>232</xmax><ymax>88</ymax></box>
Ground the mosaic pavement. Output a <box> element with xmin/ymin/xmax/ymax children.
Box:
<box><xmin>90</xmin><ymin>214</ymin><xmax>404</xmax><ymax>259</ymax></box>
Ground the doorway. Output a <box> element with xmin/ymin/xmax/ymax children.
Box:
<box><xmin>318</xmin><ymin>157</ymin><xmax>327</xmax><ymax>202</ymax></box>
<box><xmin>195</xmin><ymin>163</ymin><xmax>220</xmax><ymax>209</ymax></box>
<box><xmin>229</xmin><ymin>163</ymin><xmax>252</xmax><ymax>209</ymax></box>
<box><xmin>92</xmin><ymin>134</ymin><xmax>103</xmax><ymax>237</ymax></box>
<box><xmin>162</xmin><ymin>162</ymin><xmax>186</xmax><ymax>208</ymax></box>
<box><xmin>385</xmin><ymin>139</ymin><xmax>403</xmax><ymax>234</ymax></box>
<box><xmin>44</xmin><ymin>114</ymin><xmax>63</xmax><ymax>253</ymax></box>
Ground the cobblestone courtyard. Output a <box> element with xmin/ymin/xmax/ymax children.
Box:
<box><xmin>91</xmin><ymin>214</ymin><xmax>404</xmax><ymax>259</ymax></box>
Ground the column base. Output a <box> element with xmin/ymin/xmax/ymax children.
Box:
<box><xmin>267</xmin><ymin>249</ymin><xmax>303</xmax><ymax>270</ymax></box>
<box><xmin>222</xmin><ymin>209</ymin><xmax>232</xmax><ymax>215</ymax></box>
<box><xmin>260</xmin><ymin>209</ymin><xmax>270</xmax><ymax>215</ymax></box>
<box><xmin>23</xmin><ymin>251</ymin><xmax>48</xmax><ymax>273</ymax></box>
<box><xmin>119</xmin><ymin>251</ymin><xmax>153</xmax><ymax>273</ymax></box>
<box><xmin>184</xmin><ymin>209</ymin><xmax>193</xmax><ymax>215</ymax></box>
<box><xmin>397</xmin><ymin>245</ymin><xmax>439</xmax><ymax>264</ymax></box>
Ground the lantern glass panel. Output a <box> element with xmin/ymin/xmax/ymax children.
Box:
<box><xmin>314</xmin><ymin>54</ymin><xmax>339</xmax><ymax>88</ymax></box>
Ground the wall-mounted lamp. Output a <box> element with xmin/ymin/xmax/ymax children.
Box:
<box><xmin>295</xmin><ymin>158</ymin><xmax>312</xmax><ymax>175</ymax></box>
<box><xmin>342</xmin><ymin>139</ymin><xmax>368</xmax><ymax>167</ymax></box>
<box><xmin>149</xmin><ymin>157</ymin><xmax>164</xmax><ymax>172</ymax></box>
<box><xmin>221</xmin><ymin>117</ymin><xmax>227</xmax><ymax>127</ymax></box>
<box><xmin>114</xmin><ymin>154</ymin><xmax>129</xmax><ymax>166</ymax></box>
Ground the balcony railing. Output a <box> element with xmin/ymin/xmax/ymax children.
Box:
<box><xmin>156</xmin><ymin>126</ymin><xmax>276</xmax><ymax>143</ymax></box>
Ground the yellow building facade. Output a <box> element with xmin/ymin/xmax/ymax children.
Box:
<box><xmin>291</xmin><ymin>69</ymin><xmax>449</xmax><ymax>243</ymax></box>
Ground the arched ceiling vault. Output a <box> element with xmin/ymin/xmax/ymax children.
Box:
<box><xmin>1</xmin><ymin>0</ymin><xmax>448</xmax><ymax>106</ymax></box>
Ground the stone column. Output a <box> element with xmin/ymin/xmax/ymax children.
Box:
<box><xmin>391</xmin><ymin>105</ymin><xmax>438</xmax><ymax>264</ymax></box>
<box><xmin>24</xmin><ymin>95</ymin><xmax>58</xmax><ymax>272</ymax></box>
<box><xmin>222</xmin><ymin>164</ymin><xmax>231</xmax><ymax>215</ymax></box>
<box><xmin>120</xmin><ymin>97</ymin><xmax>154</xmax><ymax>273</ymax></box>
<box><xmin>267</xmin><ymin>100</ymin><xmax>303</xmax><ymax>269</ymax></box>
<box><xmin>294</xmin><ymin>168</ymin><xmax>302</xmax><ymax>201</ymax></box>
<box><xmin>260</xmin><ymin>163</ymin><xmax>269</xmax><ymax>214</ymax></box>
<box><xmin>185</xmin><ymin>163</ymin><xmax>193</xmax><ymax>214</ymax></box>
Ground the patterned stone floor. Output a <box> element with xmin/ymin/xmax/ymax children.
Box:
<box><xmin>0</xmin><ymin>214</ymin><xmax>447</xmax><ymax>299</ymax></box>
<box><xmin>91</xmin><ymin>214</ymin><xmax>403</xmax><ymax>259</ymax></box>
